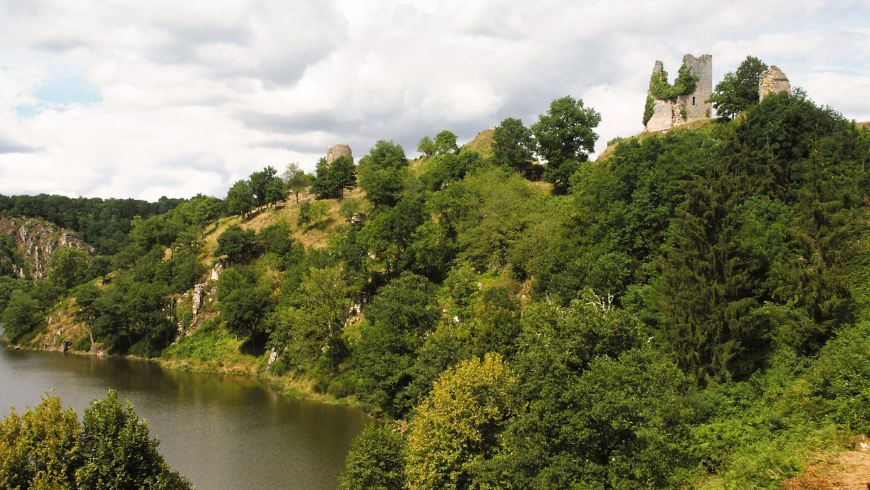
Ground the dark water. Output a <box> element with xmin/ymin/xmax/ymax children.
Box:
<box><xmin>0</xmin><ymin>345</ymin><xmax>370</xmax><ymax>490</ymax></box>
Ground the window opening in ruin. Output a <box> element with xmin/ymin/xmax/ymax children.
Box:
<box><xmin>693</xmin><ymin>97</ymin><xmax>696</xmax><ymax>105</ymax></box>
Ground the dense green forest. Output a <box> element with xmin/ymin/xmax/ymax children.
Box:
<box><xmin>3</xmin><ymin>56</ymin><xmax>870</xmax><ymax>488</ymax></box>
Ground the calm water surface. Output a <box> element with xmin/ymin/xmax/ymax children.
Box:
<box><xmin>0</xmin><ymin>345</ymin><xmax>371</xmax><ymax>490</ymax></box>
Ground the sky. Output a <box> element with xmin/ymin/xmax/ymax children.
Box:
<box><xmin>0</xmin><ymin>0</ymin><xmax>868</xmax><ymax>201</ymax></box>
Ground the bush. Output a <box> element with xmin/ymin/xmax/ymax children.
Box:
<box><xmin>809</xmin><ymin>322</ymin><xmax>870</xmax><ymax>431</ymax></box>
<box><xmin>327</xmin><ymin>375</ymin><xmax>357</xmax><ymax>398</ymax></box>
<box><xmin>72</xmin><ymin>336</ymin><xmax>92</xmax><ymax>352</ymax></box>
<box><xmin>179</xmin><ymin>312</ymin><xmax>194</xmax><ymax>333</ymax></box>
<box><xmin>270</xmin><ymin>359</ymin><xmax>287</xmax><ymax>377</ymax></box>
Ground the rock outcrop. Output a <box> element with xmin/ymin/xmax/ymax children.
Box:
<box><xmin>0</xmin><ymin>217</ymin><xmax>96</xmax><ymax>280</ymax></box>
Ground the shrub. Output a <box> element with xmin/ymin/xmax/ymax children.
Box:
<box><xmin>270</xmin><ymin>359</ymin><xmax>287</xmax><ymax>377</ymax></box>
<box><xmin>72</xmin><ymin>336</ymin><xmax>92</xmax><ymax>352</ymax></box>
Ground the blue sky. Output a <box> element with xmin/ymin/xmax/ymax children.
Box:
<box><xmin>0</xmin><ymin>0</ymin><xmax>868</xmax><ymax>200</ymax></box>
<box><xmin>14</xmin><ymin>74</ymin><xmax>103</xmax><ymax>118</ymax></box>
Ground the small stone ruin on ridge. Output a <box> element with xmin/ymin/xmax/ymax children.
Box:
<box><xmin>643</xmin><ymin>54</ymin><xmax>792</xmax><ymax>132</ymax></box>
<box><xmin>326</xmin><ymin>144</ymin><xmax>353</xmax><ymax>165</ymax></box>
<box><xmin>644</xmin><ymin>54</ymin><xmax>713</xmax><ymax>132</ymax></box>
<box><xmin>759</xmin><ymin>66</ymin><xmax>792</xmax><ymax>100</ymax></box>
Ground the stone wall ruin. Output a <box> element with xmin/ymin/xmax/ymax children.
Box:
<box><xmin>326</xmin><ymin>144</ymin><xmax>353</xmax><ymax>165</ymax></box>
<box><xmin>759</xmin><ymin>66</ymin><xmax>791</xmax><ymax>100</ymax></box>
<box><xmin>644</xmin><ymin>54</ymin><xmax>713</xmax><ymax>132</ymax></box>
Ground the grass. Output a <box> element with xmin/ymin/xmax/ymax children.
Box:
<box><xmin>462</xmin><ymin>128</ymin><xmax>495</xmax><ymax>159</ymax></box>
<box><xmin>161</xmin><ymin>323</ymin><xmax>263</xmax><ymax>374</ymax></box>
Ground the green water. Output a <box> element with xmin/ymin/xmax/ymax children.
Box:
<box><xmin>0</xmin><ymin>345</ymin><xmax>370</xmax><ymax>490</ymax></box>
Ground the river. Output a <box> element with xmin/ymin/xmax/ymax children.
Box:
<box><xmin>0</xmin><ymin>345</ymin><xmax>371</xmax><ymax>490</ymax></box>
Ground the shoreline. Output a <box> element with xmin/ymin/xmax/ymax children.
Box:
<box><xmin>2</xmin><ymin>338</ymin><xmax>361</xmax><ymax>408</ymax></box>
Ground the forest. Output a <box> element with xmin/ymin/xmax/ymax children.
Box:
<box><xmin>2</xmin><ymin>56</ymin><xmax>870</xmax><ymax>488</ymax></box>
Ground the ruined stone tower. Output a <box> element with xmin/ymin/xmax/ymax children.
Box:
<box><xmin>326</xmin><ymin>144</ymin><xmax>353</xmax><ymax>165</ymax></box>
<box><xmin>644</xmin><ymin>54</ymin><xmax>713</xmax><ymax>132</ymax></box>
<box><xmin>759</xmin><ymin>66</ymin><xmax>791</xmax><ymax>100</ymax></box>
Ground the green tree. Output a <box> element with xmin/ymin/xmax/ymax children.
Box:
<box><xmin>46</xmin><ymin>246</ymin><xmax>91</xmax><ymax>290</ymax></box>
<box><xmin>339</xmin><ymin>423</ymin><xmax>406</xmax><ymax>490</ymax></box>
<box><xmin>221</xmin><ymin>286</ymin><xmax>273</xmax><ymax>347</ymax></box>
<box><xmin>226</xmin><ymin>179</ymin><xmax>255</xmax><ymax>217</ymax></box>
<box><xmin>125</xmin><ymin>281</ymin><xmax>172</xmax><ymax>357</ymax></box>
<box><xmin>0</xmin><ymin>393</ymin><xmax>81</xmax><ymax>490</ymax></box>
<box><xmin>75</xmin><ymin>283</ymin><xmax>103</xmax><ymax>348</ymax></box>
<box><xmin>311</xmin><ymin>157</ymin><xmax>338</xmax><ymax>199</ymax></box>
<box><xmin>358</xmin><ymin>140</ymin><xmax>409</xmax><ymax>208</ymax></box>
<box><xmin>416</xmin><ymin>135</ymin><xmax>436</xmax><ymax>157</ymax></box>
<box><xmin>405</xmin><ymin>353</ymin><xmax>516</xmax><ymax>490</ymax></box>
<box><xmin>270</xmin><ymin>266</ymin><xmax>351</xmax><ymax>369</ymax></box>
<box><xmin>492</xmin><ymin>117</ymin><xmax>534</xmax><ymax>177</ymax></box>
<box><xmin>354</xmin><ymin>272</ymin><xmax>439</xmax><ymax>417</ymax></box>
<box><xmin>282</xmin><ymin>162</ymin><xmax>310</xmax><ymax>203</ymax></box>
<box><xmin>249</xmin><ymin>166</ymin><xmax>281</xmax><ymax>208</ymax></box>
<box><xmin>297</xmin><ymin>201</ymin><xmax>313</xmax><ymax>227</ymax></box>
<box><xmin>76</xmin><ymin>391</ymin><xmax>192</xmax><ymax>489</ymax></box>
<box><xmin>215</xmin><ymin>224</ymin><xmax>257</xmax><ymax>264</ymax></box>
<box><xmin>433</xmin><ymin>130</ymin><xmax>459</xmax><ymax>155</ymax></box>
<box><xmin>709</xmin><ymin>56</ymin><xmax>768</xmax><ymax>120</ymax></box>
<box><xmin>2</xmin><ymin>289</ymin><xmax>41</xmax><ymax>342</ymax></box>
<box><xmin>330</xmin><ymin>155</ymin><xmax>357</xmax><ymax>200</ymax></box>
<box><xmin>258</xmin><ymin>222</ymin><xmax>294</xmax><ymax>257</ymax></box>
<box><xmin>531</xmin><ymin>96</ymin><xmax>600</xmax><ymax>194</ymax></box>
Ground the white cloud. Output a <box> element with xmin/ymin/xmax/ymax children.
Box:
<box><xmin>0</xmin><ymin>0</ymin><xmax>867</xmax><ymax>200</ymax></box>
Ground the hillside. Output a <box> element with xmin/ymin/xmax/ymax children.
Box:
<box><xmin>2</xmin><ymin>92</ymin><xmax>870</xmax><ymax>489</ymax></box>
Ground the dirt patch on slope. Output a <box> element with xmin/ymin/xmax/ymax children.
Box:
<box><xmin>781</xmin><ymin>450</ymin><xmax>870</xmax><ymax>489</ymax></box>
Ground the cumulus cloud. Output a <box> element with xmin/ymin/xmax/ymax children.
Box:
<box><xmin>0</xmin><ymin>0</ymin><xmax>867</xmax><ymax>200</ymax></box>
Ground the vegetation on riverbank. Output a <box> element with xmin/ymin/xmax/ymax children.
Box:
<box><xmin>3</xmin><ymin>57</ymin><xmax>870</xmax><ymax>487</ymax></box>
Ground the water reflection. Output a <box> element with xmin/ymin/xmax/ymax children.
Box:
<box><xmin>0</xmin><ymin>346</ymin><xmax>370</xmax><ymax>490</ymax></box>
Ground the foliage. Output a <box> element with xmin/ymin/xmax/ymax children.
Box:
<box><xmin>531</xmin><ymin>95</ymin><xmax>600</xmax><ymax>193</ymax></box>
<box><xmin>405</xmin><ymin>353</ymin><xmax>516</xmax><ymax>490</ymax></box>
<box><xmin>0</xmin><ymin>392</ymin><xmax>191</xmax><ymax>490</ymax></box>
<box><xmin>339</xmin><ymin>423</ymin><xmax>406</xmax><ymax>490</ymax></box>
<box><xmin>0</xmin><ymin>393</ymin><xmax>80</xmax><ymax>490</ymax></box>
<box><xmin>269</xmin><ymin>266</ymin><xmax>351</xmax><ymax>371</ymax></box>
<box><xmin>76</xmin><ymin>390</ymin><xmax>192</xmax><ymax>489</ymax></box>
<box><xmin>433</xmin><ymin>130</ymin><xmax>459</xmax><ymax>155</ymax></box>
<box><xmin>0</xmin><ymin>194</ymin><xmax>183</xmax><ymax>255</ymax></box>
<box><xmin>282</xmin><ymin>162</ymin><xmax>311</xmax><ymax>203</ymax></box>
<box><xmin>354</xmin><ymin>272</ymin><xmax>439</xmax><ymax>417</ymax></box>
<box><xmin>417</xmin><ymin>135</ymin><xmax>436</xmax><ymax>157</ymax></box>
<box><xmin>357</xmin><ymin>140</ymin><xmax>409</xmax><ymax>208</ymax></box>
<box><xmin>221</xmin><ymin>286</ymin><xmax>273</xmax><ymax>347</ymax></box>
<box><xmin>215</xmin><ymin>224</ymin><xmax>257</xmax><ymax>263</ymax></box>
<box><xmin>649</xmin><ymin>62</ymin><xmax>699</xmax><ymax>100</ymax></box>
<box><xmin>312</xmin><ymin>156</ymin><xmax>357</xmax><ymax>200</ymax></box>
<box><xmin>643</xmin><ymin>94</ymin><xmax>655</xmax><ymax>126</ymax></box>
<box><xmin>709</xmin><ymin>55</ymin><xmax>768</xmax><ymax>120</ymax></box>
<box><xmin>492</xmin><ymin>117</ymin><xmax>535</xmax><ymax>177</ymax></box>
<box><xmin>225</xmin><ymin>179</ymin><xmax>255</xmax><ymax>216</ymax></box>
<box><xmin>249</xmin><ymin>166</ymin><xmax>284</xmax><ymax>208</ymax></box>
<box><xmin>2</xmin><ymin>290</ymin><xmax>41</xmax><ymax>342</ymax></box>
<box><xmin>809</xmin><ymin>321</ymin><xmax>870</xmax><ymax>431</ymax></box>
<box><xmin>46</xmin><ymin>246</ymin><xmax>91</xmax><ymax>290</ymax></box>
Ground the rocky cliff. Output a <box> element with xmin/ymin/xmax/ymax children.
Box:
<box><xmin>0</xmin><ymin>217</ymin><xmax>96</xmax><ymax>280</ymax></box>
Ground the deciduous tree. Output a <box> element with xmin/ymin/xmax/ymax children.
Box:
<box><xmin>531</xmin><ymin>96</ymin><xmax>600</xmax><ymax>194</ymax></box>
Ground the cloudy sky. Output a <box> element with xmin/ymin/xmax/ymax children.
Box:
<box><xmin>0</xmin><ymin>0</ymin><xmax>867</xmax><ymax>201</ymax></box>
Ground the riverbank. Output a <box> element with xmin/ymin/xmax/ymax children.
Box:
<box><xmin>4</xmin><ymin>325</ymin><xmax>360</xmax><ymax>409</ymax></box>
<box><xmin>0</xmin><ymin>344</ymin><xmax>370</xmax><ymax>490</ymax></box>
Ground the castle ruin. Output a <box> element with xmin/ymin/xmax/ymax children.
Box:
<box><xmin>326</xmin><ymin>144</ymin><xmax>353</xmax><ymax>165</ymax></box>
<box><xmin>759</xmin><ymin>66</ymin><xmax>791</xmax><ymax>100</ymax></box>
<box><xmin>644</xmin><ymin>54</ymin><xmax>713</xmax><ymax>132</ymax></box>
